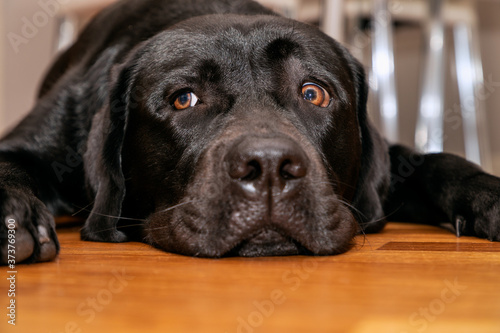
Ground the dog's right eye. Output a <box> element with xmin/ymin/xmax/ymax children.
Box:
<box><xmin>172</xmin><ymin>92</ymin><xmax>199</xmax><ymax>110</ymax></box>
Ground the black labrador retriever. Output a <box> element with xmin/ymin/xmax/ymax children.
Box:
<box><xmin>1</xmin><ymin>0</ymin><xmax>499</xmax><ymax>263</ymax></box>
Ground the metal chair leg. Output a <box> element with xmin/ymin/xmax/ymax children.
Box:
<box><xmin>322</xmin><ymin>0</ymin><xmax>345</xmax><ymax>43</ymax></box>
<box><xmin>55</xmin><ymin>15</ymin><xmax>78</xmax><ymax>53</ymax></box>
<box><xmin>415</xmin><ymin>0</ymin><xmax>445</xmax><ymax>153</ymax></box>
<box><xmin>453</xmin><ymin>2</ymin><xmax>492</xmax><ymax>171</ymax></box>
<box><xmin>371</xmin><ymin>0</ymin><xmax>399</xmax><ymax>142</ymax></box>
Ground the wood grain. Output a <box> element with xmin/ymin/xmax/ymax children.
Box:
<box><xmin>2</xmin><ymin>222</ymin><xmax>500</xmax><ymax>333</ymax></box>
<box><xmin>378</xmin><ymin>241</ymin><xmax>500</xmax><ymax>252</ymax></box>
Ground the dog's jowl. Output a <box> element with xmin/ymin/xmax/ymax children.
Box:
<box><xmin>1</xmin><ymin>0</ymin><xmax>499</xmax><ymax>263</ymax></box>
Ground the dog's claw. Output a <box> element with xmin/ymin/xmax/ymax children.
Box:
<box><xmin>455</xmin><ymin>216</ymin><xmax>465</xmax><ymax>238</ymax></box>
<box><xmin>37</xmin><ymin>225</ymin><xmax>50</xmax><ymax>244</ymax></box>
<box><xmin>4</xmin><ymin>216</ymin><xmax>17</xmax><ymax>229</ymax></box>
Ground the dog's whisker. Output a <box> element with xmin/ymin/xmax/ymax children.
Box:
<box><xmin>71</xmin><ymin>202</ymin><xmax>95</xmax><ymax>217</ymax></box>
<box><xmin>93</xmin><ymin>212</ymin><xmax>148</xmax><ymax>222</ymax></box>
<box><xmin>72</xmin><ymin>204</ymin><xmax>144</xmax><ymax>221</ymax></box>
<box><xmin>84</xmin><ymin>201</ymin><xmax>202</xmax><ymax>231</ymax></box>
<box><xmin>351</xmin><ymin>204</ymin><xmax>405</xmax><ymax>252</ymax></box>
<box><xmin>356</xmin><ymin>202</ymin><xmax>405</xmax><ymax>227</ymax></box>
<box><xmin>339</xmin><ymin>206</ymin><xmax>372</xmax><ymax>250</ymax></box>
<box><xmin>172</xmin><ymin>217</ymin><xmax>212</xmax><ymax>249</ymax></box>
<box><xmin>336</xmin><ymin>199</ymin><xmax>368</xmax><ymax>220</ymax></box>
<box><xmin>357</xmin><ymin>203</ymin><xmax>404</xmax><ymax>227</ymax></box>
<box><xmin>310</xmin><ymin>180</ymin><xmax>357</xmax><ymax>191</ymax></box>
<box><xmin>95</xmin><ymin>223</ymin><xmax>146</xmax><ymax>233</ymax></box>
<box><xmin>156</xmin><ymin>200</ymin><xmax>200</xmax><ymax>214</ymax></box>
<box><xmin>73</xmin><ymin>208</ymin><xmax>148</xmax><ymax>222</ymax></box>
<box><xmin>144</xmin><ymin>200</ymin><xmax>201</xmax><ymax>231</ymax></box>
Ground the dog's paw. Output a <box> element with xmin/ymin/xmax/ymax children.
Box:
<box><xmin>0</xmin><ymin>187</ymin><xmax>59</xmax><ymax>264</ymax></box>
<box><xmin>453</xmin><ymin>174</ymin><xmax>500</xmax><ymax>241</ymax></box>
<box><xmin>81</xmin><ymin>222</ymin><xmax>128</xmax><ymax>243</ymax></box>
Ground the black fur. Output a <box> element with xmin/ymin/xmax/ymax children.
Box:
<box><xmin>1</xmin><ymin>0</ymin><xmax>499</xmax><ymax>262</ymax></box>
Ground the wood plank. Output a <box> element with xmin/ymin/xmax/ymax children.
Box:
<box><xmin>378</xmin><ymin>241</ymin><xmax>500</xmax><ymax>252</ymax></box>
<box><xmin>1</xmin><ymin>222</ymin><xmax>500</xmax><ymax>333</ymax></box>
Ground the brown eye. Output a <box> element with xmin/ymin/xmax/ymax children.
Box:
<box><xmin>173</xmin><ymin>92</ymin><xmax>199</xmax><ymax>110</ymax></box>
<box><xmin>301</xmin><ymin>83</ymin><xmax>330</xmax><ymax>108</ymax></box>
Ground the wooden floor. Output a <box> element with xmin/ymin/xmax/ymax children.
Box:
<box><xmin>2</xmin><ymin>222</ymin><xmax>500</xmax><ymax>333</ymax></box>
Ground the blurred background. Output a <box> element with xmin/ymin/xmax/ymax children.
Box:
<box><xmin>0</xmin><ymin>0</ymin><xmax>499</xmax><ymax>174</ymax></box>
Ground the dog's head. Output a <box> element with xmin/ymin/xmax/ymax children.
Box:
<box><xmin>88</xmin><ymin>14</ymin><xmax>389</xmax><ymax>257</ymax></box>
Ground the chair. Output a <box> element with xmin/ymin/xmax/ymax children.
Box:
<box><xmin>330</xmin><ymin>0</ymin><xmax>491</xmax><ymax>170</ymax></box>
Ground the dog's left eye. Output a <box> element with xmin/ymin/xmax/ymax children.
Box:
<box><xmin>301</xmin><ymin>83</ymin><xmax>331</xmax><ymax>108</ymax></box>
<box><xmin>172</xmin><ymin>92</ymin><xmax>199</xmax><ymax>110</ymax></box>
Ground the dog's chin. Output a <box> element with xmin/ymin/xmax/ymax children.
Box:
<box><xmin>228</xmin><ymin>228</ymin><xmax>304</xmax><ymax>257</ymax></box>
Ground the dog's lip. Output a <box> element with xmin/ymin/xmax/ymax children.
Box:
<box><xmin>223</xmin><ymin>227</ymin><xmax>309</xmax><ymax>257</ymax></box>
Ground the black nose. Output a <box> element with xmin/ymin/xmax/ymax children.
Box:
<box><xmin>225</xmin><ymin>137</ymin><xmax>308</xmax><ymax>196</ymax></box>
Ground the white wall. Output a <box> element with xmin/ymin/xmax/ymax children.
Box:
<box><xmin>1</xmin><ymin>0</ymin><xmax>56</xmax><ymax>135</ymax></box>
<box><xmin>0</xmin><ymin>2</ymin><xmax>5</xmax><ymax>133</ymax></box>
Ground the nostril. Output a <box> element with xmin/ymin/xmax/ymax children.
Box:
<box><xmin>240</xmin><ymin>160</ymin><xmax>262</xmax><ymax>181</ymax></box>
<box><xmin>280</xmin><ymin>158</ymin><xmax>307</xmax><ymax>180</ymax></box>
<box><xmin>228</xmin><ymin>158</ymin><xmax>262</xmax><ymax>181</ymax></box>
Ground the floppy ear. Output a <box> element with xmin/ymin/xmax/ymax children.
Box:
<box><xmin>347</xmin><ymin>56</ymin><xmax>391</xmax><ymax>233</ymax></box>
<box><xmin>81</xmin><ymin>60</ymin><xmax>135</xmax><ymax>243</ymax></box>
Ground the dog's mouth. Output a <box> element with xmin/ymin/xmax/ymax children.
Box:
<box><xmin>225</xmin><ymin>228</ymin><xmax>311</xmax><ymax>257</ymax></box>
<box><xmin>147</xmin><ymin>196</ymin><xmax>357</xmax><ymax>257</ymax></box>
<box><xmin>145</xmin><ymin>131</ymin><xmax>358</xmax><ymax>258</ymax></box>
